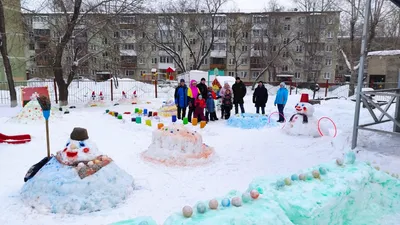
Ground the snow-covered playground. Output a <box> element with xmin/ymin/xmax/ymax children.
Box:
<box><xmin>1</xmin><ymin>83</ymin><xmax>400</xmax><ymax>225</ymax></box>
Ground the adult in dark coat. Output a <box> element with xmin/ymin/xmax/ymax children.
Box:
<box><xmin>197</xmin><ymin>78</ymin><xmax>208</xmax><ymax>100</ymax></box>
<box><xmin>232</xmin><ymin>77</ymin><xmax>246</xmax><ymax>114</ymax></box>
<box><xmin>252</xmin><ymin>81</ymin><xmax>268</xmax><ymax>115</ymax></box>
<box><xmin>174</xmin><ymin>79</ymin><xmax>189</xmax><ymax>119</ymax></box>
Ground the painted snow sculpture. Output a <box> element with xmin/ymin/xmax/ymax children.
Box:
<box><xmin>141</xmin><ymin>124</ymin><xmax>215</xmax><ymax>166</ymax></box>
<box><xmin>12</xmin><ymin>93</ymin><xmax>61</xmax><ymax>123</ymax></box>
<box><xmin>284</xmin><ymin>93</ymin><xmax>331</xmax><ymax>137</ymax></box>
<box><xmin>117</xmin><ymin>91</ymin><xmax>139</xmax><ymax>105</ymax></box>
<box><xmin>86</xmin><ymin>91</ymin><xmax>107</xmax><ymax>107</ymax></box>
<box><xmin>20</xmin><ymin>127</ymin><xmax>134</xmax><ymax>214</ymax></box>
<box><xmin>227</xmin><ymin>113</ymin><xmax>277</xmax><ymax>129</ymax></box>
<box><xmin>159</xmin><ymin>99</ymin><xmax>177</xmax><ymax>117</ymax></box>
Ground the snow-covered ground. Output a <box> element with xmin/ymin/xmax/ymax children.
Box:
<box><xmin>1</xmin><ymin>87</ymin><xmax>399</xmax><ymax>225</ymax></box>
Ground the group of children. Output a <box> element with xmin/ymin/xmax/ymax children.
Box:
<box><xmin>193</xmin><ymin>86</ymin><xmax>233</xmax><ymax>123</ymax></box>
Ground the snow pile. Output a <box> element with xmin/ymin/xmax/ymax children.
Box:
<box><xmin>163</xmin><ymin>154</ymin><xmax>400</xmax><ymax>224</ymax></box>
<box><xmin>11</xmin><ymin>99</ymin><xmax>62</xmax><ymax>123</ymax></box>
<box><xmin>227</xmin><ymin>113</ymin><xmax>277</xmax><ymax>129</ymax></box>
<box><xmin>20</xmin><ymin>128</ymin><xmax>134</xmax><ymax>214</ymax></box>
<box><xmin>141</xmin><ymin>124</ymin><xmax>215</xmax><ymax>166</ymax></box>
<box><xmin>110</xmin><ymin>217</ymin><xmax>157</xmax><ymax>225</ymax></box>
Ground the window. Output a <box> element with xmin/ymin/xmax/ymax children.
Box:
<box><xmin>202</xmin><ymin>58</ymin><xmax>208</xmax><ymax>65</ymax></box>
<box><xmin>29</xmin><ymin>43</ymin><xmax>35</xmax><ymax>50</ymax></box>
<box><xmin>242</xmin><ymin>45</ymin><xmax>248</xmax><ymax>51</ymax></box>
<box><xmin>177</xmin><ymin>45</ymin><xmax>181</xmax><ymax>51</ymax></box>
<box><xmin>252</xmin><ymin>71</ymin><xmax>260</xmax><ymax>79</ymax></box>
<box><xmin>151</xmin><ymin>58</ymin><xmax>157</xmax><ymax>64</ymax></box>
<box><xmin>103</xmin><ymin>38</ymin><xmax>108</xmax><ymax>45</ymax></box>
<box><xmin>125</xmin><ymin>70</ymin><xmax>135</xmax><ymax>76</ymax></box>
<box><xmin>240</xmin><ymin>71</ymin><xmax>247</xmax><ymax>78</ymax></box>
<box><xmin>241</xmin><ymin>58</ymin><xmax>248</xmax><ymax>65</ymax></box>
<box><xmin>229</xmin><ymin>45</ymin><xmax>234</xmax><ymax>52</ymax></box>
<box><xmin>323</xmin><ymin>72</ymin><xmax>331</xmax><ymax>79</ymax></box>
<box><xmin>189</xmin><ymin>38</ymin><xmax>196</xmax><ymax>44</ymax></box>
<box><xmin>327</xmin><ymin>31</ymin><xmax>333</xmax><ymax>38</ymax></box>
<box><xmin>253</xmin><ymin>29</ymin><xmax>261</xmax><ymax>37</ymax></box>
<box><xmin>242</xmin><ymin>32</ymin><xmax>248</xmax><ymax>38</ymax></box>
<box><xmin>283</xmin><ymin>38</ymin><xmax>290</xmax><ymax>45</ymax></box>
<box><xmin>294</xmin><ymin>72</ymin><xmax>301</xmax><ymax>79</ymax></box>
<box><xmin>325</xmin><ymin>45</ymin><xmax>332</xmax><ymax>52</ymax></box>
<box><xmin>325</xmin><ymin>59</ymin><xmax>332</xmax><ymax>66</ymax></box>
<box><xmin>120</xmin><ymin>16</ymin><xmax>135</xmax><ymax>24</ymax></box>
<box><xmin>139</xmin><ymin>58</ymin><xmax>144</xmax><ymax>64</ymax></box>
<box><xmin>284</xmin><ymin>24</ymin><xmax>290</xmax><ymax>31</ymax></box>
<box><xmin>282</xmin><ymin>65</ymin><xmax>288</xmax><ymax>72</ymax></box>
<box><xmin>296</xmin><ymin>45</ymin><xmax>303</xmax><ymax>52</ymax></box>
<box><xmin>297</xmin><ymin>32</ymin><xmax>304</xmax><ymax>38</ymax></box>
<box><xmin>123</xmin><ymin>44</ymin><xmax>135</xmax><ymax>50</ymax></box>
<box><xmin>228</xmin><ymin>71</ymin><xmax>235</xmax><ymax>76</ymax></box>
<box><xmin>102</xmin><ymin>52</ymin><xmax>108</xmax><ymax>57</ymax></box>
<box><xmin>282</xmin><ymin>52</ymin><xmax>289</xmax><ymax>58</ymax></box>
<box><xmin>215</xmin><ymin>30</ymin><xmax>226</xmax><ymax>38</ymax></box>
<box><xmin>229</xmin><ymin>58</ymin><xmax>234</xmax><ymax>65</ymax></box>
<box><xmin>114</xmin><ymin>32</ymin><xmax>120</xmax><ymax>38</ymax></box>
<box><xmin>140</xmin><ymin>70</ymin><xmax>146</xmax><ymax>75</ymax></box>
<box><xmin>298</xmin><ymin>17</ymin><xmax>305</xmax><ymax>24</ymax></box>
<box><xmin>272</xmin><ymin>45</ymin><xmax>277</xmax><ymax>52</ymax></box>
<box><xmin>160</xmin><ymin>56</ymin><xmax>173</xmax><ymax>63</ymax></box>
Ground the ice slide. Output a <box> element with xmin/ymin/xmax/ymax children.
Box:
<box><xmin>0</xmin><ymin>133</ymin><xmax>31</xmax><ymax>144</ymax></box>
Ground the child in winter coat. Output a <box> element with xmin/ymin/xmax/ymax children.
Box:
<box><xmin>221</xmin><ymin>89</ymin><xmax>233</xmax><ymax>119</ymax></box>
<box><xmin>194</xmin><ymin>94</ymin><xmax>207</xmax><ymax>122</ymax></box>
<box><xmin>206</xmin><ymin>91</ymin><xmax>218</xmax><ymax>121</ymax></box>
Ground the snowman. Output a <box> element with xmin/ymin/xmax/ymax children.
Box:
<box><xmin>21</xmin><ymin>127</ymin><xmax>134</xmax><ymax>214</ymax></box>
<box><xmin>284</xmin><ymin>94</ymin><xmax>329</xmax><ymax>137</ymax></box>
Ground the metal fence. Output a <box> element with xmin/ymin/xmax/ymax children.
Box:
<box><xmin>0</xmin><ymin>80</ymin><xmax>397</xmax><ymax>106</ymax></box>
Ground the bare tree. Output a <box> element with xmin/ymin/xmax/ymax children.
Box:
<box><xmin>143</xmin><ymin>0</ymin><xmax>228</xmax><ymax>73</ymax></box>
<box><xmin>251</xmin><ymin>15</ymin><xmax>299</xmax><ymax>88</ymax></box>
<box><xmin>226</xmin><ymin>13</ymin><xmax>252</xmax><ymax>76</ymax></box>
<box><xmin>24</xmin><ymin>0</ymin><xmax>144</xmax><ymax>105</ymax></box>
<box><xmin>0</xmin><ymin>0</ymin><xmax>17</xmax><ymax>107</ymax></box>
<box><xmin>292</xmin><ymin>0</ymin><xmax>336</xmax><ymax>11</ymax></box>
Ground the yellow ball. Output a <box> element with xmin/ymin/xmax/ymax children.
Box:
<box><xmin>374</xmin><ymin>166</ymin><xmax>380</xmax><ymax>171</ymax></box>
<box><xmin>284</xmin><ymin>178</ymin><xmax>291</xmax><ymax>185</ymax></box>
<box><xmin>312</xmin><ymin>170</ymin><xmax>320</xmax><ymax>179</ymax></box>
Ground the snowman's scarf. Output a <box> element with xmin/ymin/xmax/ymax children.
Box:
<box><xmin>289</xmin><ymin>113</ymin><xmax>308</xmax><ymax>123</ymax></box>
<box><xmin>55</xmin><ymin>152</ymin><xmax>113</xmax><ymax>179</ymax></box>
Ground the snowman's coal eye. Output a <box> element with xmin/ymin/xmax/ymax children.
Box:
<box><xmin>66</xmin><ymin>142</ymin><xmax>70</xmax><ymax>147</ymax></box>
<box><xmin>302</xmin><ymin>104</ymin><xmax>305</xmax><ymax>106</ymax></box>
<box><xmin>79</xmin><ymin>142</ymin><xmax>85</xmax><ymax>147</ymax></box>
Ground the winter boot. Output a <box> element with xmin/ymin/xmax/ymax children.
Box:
<box><xmin>212</xmin><ymin>112</ymin><xmax>218</xmax><ymax>120</ymax></box>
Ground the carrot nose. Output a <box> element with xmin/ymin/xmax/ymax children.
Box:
<box><xmin>70</xmin><ymin>143</ymin><xmax>78</xmax><ymax>149</ymax></box>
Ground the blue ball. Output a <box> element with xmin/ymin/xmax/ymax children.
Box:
<box><xmin>221</xmin><ymin>198</ymin><xmax>230</xmax><ymax>207</ymax></box>
<box><xmin>306</xmin><ymin>174</ymin><xmax>313</xmax><ymax>180</ymax></box>
<box><xmin>291</xmin><ymin>174</ymin><xmax>299</xmax><ymax>181</ymax></box>
<box><xmin>276</xmin><ymin>180</ymin><xmax>285</xmax><ymax>189</ymax></box>
<box><xmin>319</xmin><ymin>167</ymin><xmax>327</xmax><ymax>175</ymax></box>
<box><xmin>197</xmin><ymin>202</ymin><xmax>206</xmax><ymax>214</ymax></box>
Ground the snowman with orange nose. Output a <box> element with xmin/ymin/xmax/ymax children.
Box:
<box><xmin>284</xmin><ymin>94</ymin><xmax>329</xmax><ymax>137</ymax></box>
<box><xmin>56</xmin><ymin>127</ymin><xmax>112</xmax><ymax>178</ymax></box>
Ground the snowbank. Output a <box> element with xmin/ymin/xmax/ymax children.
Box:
<box><xmin>20</xmin><ymin>157</ymin><xmax>134</xmax><ymax>214</ymax></box>
<box><xmin>141</xmin><ymin>124</ymin><xmax>215</xmax><ymax>166</ymax></box>
<box><xmin>227</xmin><ymin>113</ymin><xmax>278</xmax><ymax>129</ymax></box>
<box><xmin>162</xmin><ymin>155</ymin><xmax>400</xmax><ymax>224</ymax></box>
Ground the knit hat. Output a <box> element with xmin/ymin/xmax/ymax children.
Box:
<box><xmin>180</xmin><ymin>79</ymin><xmax>185</xmax><ymax>83</ymax></box>
<box><xmin>70</xmin><ymin>127</ymin><xmax>89</xmax><ymax>141</ymax></box>
<box><xmin>280</xmin><ymin>82</ymin><xmax>286</xmax><ymax>87</ymax></box>
<box><xmin>201</xmin><ymin>78</ymin><xmax>206</xmax><ymax>81</ymax></box>
<box><xmin>235</xmin><ymin>77</ymin><xmax>240</xmax><ymax>80</ymax></box>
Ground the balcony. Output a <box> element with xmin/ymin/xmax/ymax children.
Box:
<box><xmin>210</xmin><ymin>64</ymin><xmax>226</xmax><ymax>70</ymax></box>
<box><xmin>121</xmin><ymin>62</ymin><xmax>137</xmax><ymax>68</ymax></box>
<box><xmin>210</xmin><ymin>50</ymin><xmax>226</xmax><ymax>58</ymax></box>
<box><xmin>250</xmin><ymin>50</ymin><xmax>263</xmax><ymax>57</ymax></box>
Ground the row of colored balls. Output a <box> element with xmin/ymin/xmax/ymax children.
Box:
<box><xmin>276</xmin><ymin>166</ymin><xmax>328</xmax><ymax>188</ymax></box>
<box><xmin>182</xmin><ymin>189</ymin><xmax>261</xmax><ymax>218</ymax></box>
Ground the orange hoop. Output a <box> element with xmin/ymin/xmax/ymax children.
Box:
<box><xmin>317</xmin><ymin>116</ymin><xmax>337</xmax><ymax>137</ymax></box>
<box><xmin>268</xmin><ymin>112</ymin><xmax>286</xmax><ymax>129</ymax></box>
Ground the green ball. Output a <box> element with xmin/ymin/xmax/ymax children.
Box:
<box><xmin>106</xmin><ymin>109</ymin><xmax>110</xmax><ymax>113</ymax></box>
<box><xmin>306</xmin><ymin>174</ymin><xmax>313</xmax><ymax>180</ymax></box>
<box><xmin>256</xmin><ymin>187</ymin><xmax>264</xmax><ymax>194</ymax></box>
<box><xmin>118</xmin><ymin>115</ymin><xmax>123</xmax><ymax>119</ymax></box>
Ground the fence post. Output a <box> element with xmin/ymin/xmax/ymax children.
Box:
<box><xmin>325</xmin><ymin>79</ymin><xmax>329</xmax><ymax>97</ymax></box>
<box><xmin>53</xmin><ymin>79</ymin><xmax>58</xmax><ymax>104</ymax></box>
<box><xmin>155</xmin><ymin>79</ymin><xmax>158</xmax><ymax>98</ymax></box>
<box><xmin>110</xmin><ymin>79</ymin><xmax>114</xmax><ymax>101</ymax></box>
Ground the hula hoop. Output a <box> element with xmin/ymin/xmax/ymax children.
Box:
<box><xmin>268</xmin><ymin>112</ymin><xmax>286</xmax><ymax>129</ymax></box>
<box><xmin>317</xmin><ymin>116</ymin><xmax>337</xmax><ymax>137</ymax></box>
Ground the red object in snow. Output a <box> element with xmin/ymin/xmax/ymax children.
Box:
<box><xmin>122</xmin><ymin>91</ymin><xmax>126</xmax><ymax>95</ymax></box>
<box><xmin>92</xmin><ymin>91</ymin><xmax>95</xmax><ymax>96</ymax></box>
<box><xmin>300</xmin><ymin>93</ymin><xmax>309</xmax><ymax>103</ymax></box>
<box><xmin>0</xmin><ymin>133</ymin><xmax>31</xmax><ymax>144</ymax></box>
<box><xmin>133</xmin><ymin>91</ymin><xmax>136</xmax><ymax>95</ymax></box>
<box><xmin>99</xmin><ymin>91</ymin><xmax>103</xmax><ymax>96</ymax></box>
<box><xmin>166</xmin><ymin>67</ymin><xmax>175</xmax><ymax>73</ymax></box>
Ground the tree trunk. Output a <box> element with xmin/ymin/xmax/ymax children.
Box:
<box><xmin>0</xmin><ymin>0</ymin><xmax>17</xmax><ymax>107</ymax></box>
<box><xmin>54</xmin><ymin>66</ymin><xmax>68</xmax><ymax>106</ymax></box>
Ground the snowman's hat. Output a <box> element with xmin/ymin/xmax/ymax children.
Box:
<box><xmin>122</xmin><ymin>91</ymin><xmax>126</xmax><ymax>95</ymax></box>
<box><xmin>91</xmin><ymin>91</ymin><xmax>95</xmax><ymax>95</ymax></box>
<box><xmin>133</xmin><ymin>91</ymin><xmax>137</xmax><ymax>95</ymax></box>
<box><xmin>70</xmin><ymin>127</ymin><xmax>89</xmax><ymax>141</ymax></box>
<box><xmin>99</xmin><ymin>91</ymin><xmax>103</xmax><ymax>96</ymax></box>
<box><xmin>300</xmin><ymin>93</ymin><xmax>309</xmax><ymax>103</ymax></box>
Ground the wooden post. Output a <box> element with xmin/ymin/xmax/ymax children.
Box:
<box><xmin>45</xmin><ymin>119</ymin><xmax>50</xmax><ymax>157</ymax></box>
<box><xmin>325</xmin><ymin>79</ymin><xmax>329</xmax><ymax>97</ymax></box>
<box><xmin>155</xmin><ymin>79</ymin><xmax>158</xmax><ymax>98</ymax></box>
<box><xmin>110</xmin><ymin>79</ymin><xmax>114</xmax><ymax>101</ymax></box>
<box><xmin>394</xmin><ymin>69</ymin><xmax>400</xmax><ymax>133</ymax></box>
<box><xmin>53</xmin><ymin>79</ymin><xmax>58</xmax><ymax>104</ymax></box>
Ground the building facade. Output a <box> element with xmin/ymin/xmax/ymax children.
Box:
<box><xmin>367</xmin><ymin>50</ymin><xmax>400</xmax><ymax>89</ymax></box>
<box><xmin>22</xmin><ymin>11</ymin><xmax>340</xmax><ymax>83</ymax></box>
<box><xmin>0</xmin><ymin>0</ymin><xmax>26</xmax><ymax>82</ymax></box>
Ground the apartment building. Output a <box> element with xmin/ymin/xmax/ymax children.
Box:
<box><xmin>22</xmin><ymin>10</ymin><xmax>340</xmax><ymax>83</ymax></box>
